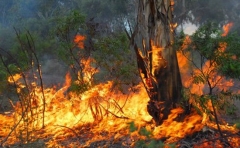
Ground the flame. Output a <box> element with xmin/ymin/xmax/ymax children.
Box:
<box><xmin>153</xmin><ymin>108</ymin><xmax>204</xmax><ymax>142</ymax></box>
<box><xmin>74</xmin><ymin>34</ymin><xmax>86</xmax><ymax>49</ymax></box>
<box><xmin>176</xmin><ymin>35</ymin><xmax>205</xmax><ymax>95</ymax></box>
<box><xmin>7</xmin><ymin>73</ymin><xmax>26</xmax><ymax>93</ymax></box>
<box><xmin>7</xmin><ymin>73</ymin><xmax>22</xmax><ymax>83</ymax></box>
<box><xmin>222</xmin><ymin>22</ymin><xmax>233</xmax><ymax>37</ymax></box>
<box><xmin>151</xmin><ymin>41</ymin><xmax>167</xmax><ymax>77</ymax></box>
<box><xmin>0</xmin><ymin>62</ymin><xmax>208</xmax><ymax>147</ymax></box>
<box><xmin>81</xmin><ymin>58</ymin><xmax>99</xmax><ymax>84</ymax></box>
<box><xmin>170</xmin><ymin>23</ymin><xmax>178</xmax><ymax>32</ymax></box>
<box><xmin>177</xmin><ymin>36</ymin><xmax>192</xmax><ymax>88</ymax></box>
<box><xmin>218</xmin><ymin>42</ymin><xmax>227</xmax><ymax>52</ymax></box>
<box><xmin>218</xmin><ymin>23</ymin><xmax>232</xmax><ymax>58</ymax></box>
<box><xmin>177</xmin><ymin>34</ymin><xmax>235</xmax><ymax>94</ymax></box>
<box><xmin>175</xmin><ymin>32</ymin><xmax>240</xmax><ymax>147</ymax></box>
<box><xmin>0</xmin><ymin>76</ymin><xmax>154</xmax><ymax>146</ymax></box>
<box><xmin>177</xmin><ymin>53</ymin><xmax>234</xmax><ymax>95</ymax></box>
<box><xmin>64</xmin><ymin>71</ymin><xmax>71</xmax><ymax>87</ymax></box>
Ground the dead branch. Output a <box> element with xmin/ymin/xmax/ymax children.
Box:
<box><xmin>98</xmin><ymin>103</ymin><xmax>129</xmax><ymax>120</ymax></box>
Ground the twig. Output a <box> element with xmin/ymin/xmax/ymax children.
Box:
<box><xmin>112</xmin><ymin>95</ymin><xmax>129</xmax><ymax>114</ymax></box>
<box><xmin>26</xmin><ymin>31</ymin><xmax>46</xmax><ymax>128</ymax></box>
<box><xmin>209</xmin><ymin>96</ymin><xmax>233</xmax><ymax>147</ymax></box>
<box><xmin>53</xmin><ymin>125</ymin><xmax>81</xmax><ymax>141</ymax></box>
<box><xmin>99</xmin><ymin>103</ymin><xmax>129</xmax><ymax>120</ymax></box>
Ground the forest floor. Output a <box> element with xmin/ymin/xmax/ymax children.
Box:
<box><xmin>4</xmin><ymin>120</ymin><xmax>240</xmax><ymax>148</ymax></box>
<box><xmin>1</xmin><ymin>99</ymin><xmax>240</xmax><ymax>148</ymax></box>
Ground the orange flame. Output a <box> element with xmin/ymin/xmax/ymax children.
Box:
<box><xmin>218</xmin><ymin>42</ymin><xmax>227</xmax><ymax>52</ymax></box>
<box><xmin>64</xmin><ymin>71</ymin><xmax>71</xmax><ymax>87</ymax></box>
<box><xmin>177</xmin><ymin>36</ymin><xmax>194</xmax><ymax>89</ymax></box>
<box><xmin>222</xmin><ymin>22</ymin><xmax>233</xmax><ymax>37</ymax></box>
<box><xmin>7</xmin><ymin>73</ymin><xmax>26</xmax><ymax>93</ymax></box>
<box><xmin>153</xmin><ymin>108</ymin><xmax>204</xmax><ymax>141</ymax></box>
<box><xmin>74</xmin><ymin>34</ymin><xmax>86</xmax><ymax>48</ymax></box>
<box><xmin>7</xmin><ymin>73</ymin><xmax>22</xmax><ymax>83</ymax></box>
<box><xmin>175</xmin><ymin>32</ymin><xmax>240</xmax><ymax>147</ymax></box>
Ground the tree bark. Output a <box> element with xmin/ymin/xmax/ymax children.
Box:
<box><xmin>131</xmin><ymin>0</ymin><xmax>183</xmax><ymax>125</ymax></box>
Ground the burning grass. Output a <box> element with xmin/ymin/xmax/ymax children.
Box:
<box><xmin>0</xmin><ymin>73</ymin><xmax>239</xmax><ymax>147</ymax></box>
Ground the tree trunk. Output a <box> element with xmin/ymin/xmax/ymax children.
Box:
<box><xmin>131</xmin><ymin>0</ymin><xmax>183</xmax><ymax>125</ymax></box>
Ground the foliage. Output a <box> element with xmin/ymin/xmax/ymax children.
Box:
<box><xmin>92</xmin><ymin>32</ymin><xmax>138</xmax><ymax>89</ymax></box>
<box><xmin>54</xmin><ymin>10</ymin><xmax>86</xmax><ymax>64</ymax></box>
<box><xmin>0</xmin><ymin>61</ymin><xmax>9</xmax><ymax>92</ymax></box>
<box><xmin>216</xmin><ymin>91</ymin><xmax>240</xmax><ymax>115</ymax></box>
<box><xmin>54</xmin><ymin>10</ymin><xmax>92</xmax><ymax>94</ymax></box>
<box><xmin>175</xmin><ymin>22</ymin><xmax>240</xmax><ymax>122</ymax></box>
<box><xmin>0</xmin><ymin>30</ymin><xmax>50</xmax><ymax>143</ymax></box>
<box><xmin>55</xmin><ymin>10</ymin><xmax>86</xmax><ymax>42</ymax></box>
<box><xmin>52</xmin><ymin>10</ymin><xmax>138</xmax><ymax>95</ymax></box>
<box><xmin>0</xmin><ymin>0</ymin><xmax>137</xmax><ymax>96</ymax></box>
<box><xmin>68</xmin><ymin>81</ymin><xmax>90</xmax><ymax>95</ymax></box>
<box><xmin>177</xmin><ymin>22</ymin><xmax>240</xmax><ymax>91</ymax></box>
<box><xmin>128</xmin><ymin>121</ymin><xmax>137</xmax><ymax>132</ymax></box>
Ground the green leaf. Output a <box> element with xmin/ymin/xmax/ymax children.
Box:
<box><xmin>139</xmin><ymin>127</ymin><xmax>151</xmax><ymax>138</ymax></box>
<box><xmin>128</xmin><ymin>121</ymin><xmax>137</xmax><ymax>133</ymax></box>
<box><xmin>147</xmin><ymin>140</ymin><xmax>158</xmax><ymax>148</ymax></box>
<box><xmin>192</xmin><ymin>74</ymin><xmax>205</xmax><ymax>84</ymax></box>
<box><xmin>235</xmin><ymin>122</ymin><xmax>240</xmax><ymax>130</ymax></box>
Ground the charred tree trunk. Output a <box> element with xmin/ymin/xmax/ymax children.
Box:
<box><xmin>131</xmin><ymin>0</ymin><xmax>183</xmax><ymax>125</ymax></box>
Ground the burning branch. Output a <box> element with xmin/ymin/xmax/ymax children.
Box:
<box><xmin>26</xmin><ymin>30</ymin><xmax>46</xmax><ymax>128</ymax></box>
<box><xmin>15</xmin><ymin>29</ymin><xmax>47</xmax><ymax>128</ymax></box>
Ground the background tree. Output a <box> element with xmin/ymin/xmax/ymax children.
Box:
<box><xmin>174</xmin><ymin>0</ymin><xmax>240</xmax><ymax>34</ymax></box>
<box><xmin>0</xmin><ymin>0</ymin><xmax>137</xmax><ymax>111</ymax></box>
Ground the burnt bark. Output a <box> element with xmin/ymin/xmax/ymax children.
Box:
<box><xmin>131</xmin><ymin>0</ymin><xmax>183</xmax><ymax>125</ymax></box>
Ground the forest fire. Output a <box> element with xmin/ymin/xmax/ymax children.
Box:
<box><xmin>0</xmin><ymin>0</ymin><xmax>240</xmax><ymax>147</ymax></box>
<box><xmin>0</xmin><ymin>29</ymin><xmax>240</xmax><ymax>147</ymax></box>
<box><xmin>1</xmin><ymin>71</ymin><xmax>239</xmax><ymax>147</ymax></box>
<box><xmin>0</xmin><ymin>68</ymin><xmax>205</xmax><ymax>146</ymax></box>
<box><xmin>0</xmin><ymin>73</ymin><xmax>208</xmax><ymax>147</ymax></box>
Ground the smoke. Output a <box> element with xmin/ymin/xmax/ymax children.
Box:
<box><xmin>40</xmin><ymin>54</ymin><xmax>68</xmax><ymax>88</ymax></box>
